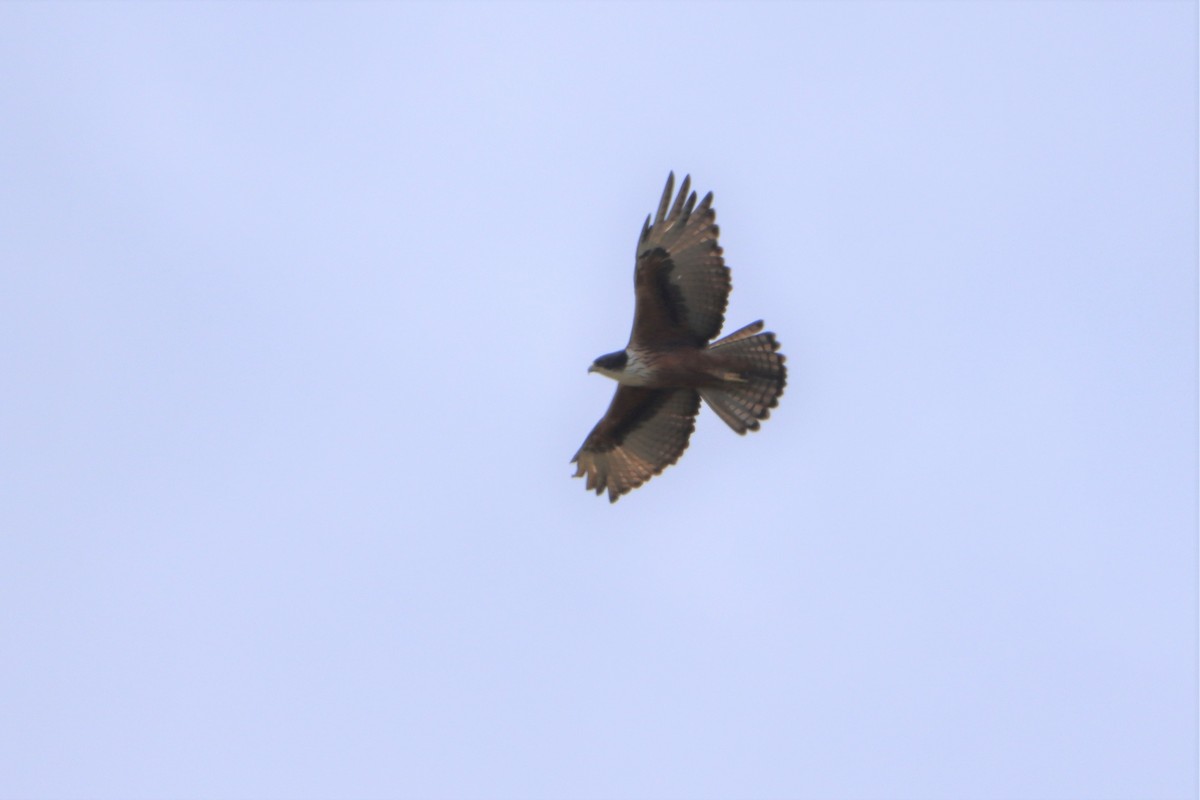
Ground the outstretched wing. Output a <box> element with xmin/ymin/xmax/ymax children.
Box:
<box><xmin>572</xmin><ymin>386</ymin><xmax>701</xmax><ymax>502</ymax></box>
<box><xmin>629</xmin><ymin>173</ymin><xmax>731</xmax><ymax>348</ymax></box>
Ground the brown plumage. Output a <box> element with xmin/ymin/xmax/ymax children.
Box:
<box><xmin>572</xmin><ymin>173</ymin><xmax>787</xmax><ymax>502</ymax></box>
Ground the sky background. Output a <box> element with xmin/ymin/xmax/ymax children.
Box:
<box><xmin>1</xmin><ymin>2</ymin><xmax>1196</xmax><ymax>799</ymax></box>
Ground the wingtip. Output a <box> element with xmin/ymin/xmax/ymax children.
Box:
<box><xmin>655</xmin><ymin>173</ymin><xmax>674</xmax><ymax>224</ymax></box>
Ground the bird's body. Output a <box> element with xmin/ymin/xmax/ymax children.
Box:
<box><xmin>590</xmin><ymin>345</ymin><xmax>728</xmax><ymax>388</ymax></box>
<box><xmin>572</xmin><ymin>173</ymin><xmax>787</xmax><ymax>502</ymax></box>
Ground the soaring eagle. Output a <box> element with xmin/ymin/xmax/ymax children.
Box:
<box><xmin>572</xmin><ymin>173</ymin><xmax>787</xmax><ymax>502</ymax></box>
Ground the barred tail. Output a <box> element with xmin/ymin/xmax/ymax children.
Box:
<box><xmin>700</xmin><ymin>321</ymin><xmax>787</xmax><ymax>434</ymax></box>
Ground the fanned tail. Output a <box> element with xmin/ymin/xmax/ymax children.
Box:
<box><xmin>700</xmin><ymin>321</ymin><xmax>787</xmax><ymax>434</ymax></box>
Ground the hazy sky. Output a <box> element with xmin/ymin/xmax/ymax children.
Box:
<box><xmin>1</xmin><ymin>3</ymin><xmax>1196</xmax><ymax>798</ymax></box>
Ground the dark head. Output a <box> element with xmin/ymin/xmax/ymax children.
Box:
<box><xmin>588</xmin><ymin>350</ymin><xmax>628</xmax><ymax>377</ymax></box>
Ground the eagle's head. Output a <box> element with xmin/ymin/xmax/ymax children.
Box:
<box><xmin>588</xmin><ymin>350</ymin><xmax>629</xmax><ymax>381</ymax></box>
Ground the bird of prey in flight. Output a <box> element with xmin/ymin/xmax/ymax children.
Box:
<box><xmin>572</xmin><ymin>173</ymin><xmax>786</xmax><ymax>502</ymax></box>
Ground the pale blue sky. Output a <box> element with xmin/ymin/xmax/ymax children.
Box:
<box><xmin>1</xmin><ymin>2</ymin><xmax>1196</xmax><ymax>798</ymax></box>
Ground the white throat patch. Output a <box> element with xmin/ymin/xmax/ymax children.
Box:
<box><xmin>615</xmin><ymin>348</ymin><xmax>656</xmax><ymax>386</ymax></box>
